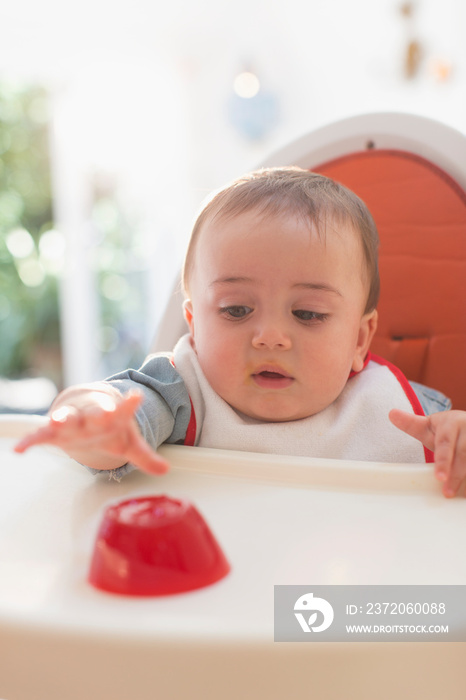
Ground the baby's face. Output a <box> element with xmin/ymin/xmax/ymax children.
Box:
<box><xmin>184</xmin><ymin>209</ymin><xmax>377</xmax><ymax>422</ymax></box>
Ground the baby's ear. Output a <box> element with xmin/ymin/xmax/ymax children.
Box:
<box><xmin>352</xmin><ymin>309</ymin><xmax>378</xmax><ymax>373</ymax></box>
<box><xmin>183</xmin><ymin>299</ymin><xmax>194</xmax><ymax>336</ymax></box>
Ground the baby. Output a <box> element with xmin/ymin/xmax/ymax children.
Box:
<box><xmin>15</xmin><ymin>168</ymin><xmax>466</xmax><ymax>496</ymax></box>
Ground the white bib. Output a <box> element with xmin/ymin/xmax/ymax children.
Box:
<box><xmin>173</xmin><ymin>334</ymin><xmax>429</xmax><ymax>463</ymax></box>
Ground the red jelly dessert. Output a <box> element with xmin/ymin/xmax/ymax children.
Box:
<box><xmin>88</xmin><ymin>495</ymin><xmax>230</xmax><ymax>596</ymax></box>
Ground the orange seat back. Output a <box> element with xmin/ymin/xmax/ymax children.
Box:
<box><xmin>314</xmin><ymin>150</ymin><xmax>466</xmax><ymax>410</ymax></box>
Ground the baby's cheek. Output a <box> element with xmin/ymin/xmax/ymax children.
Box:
<box><xmin>196</xmin><ymin>346</ymin><xmax>225</xmax><ymax>386</ymax></box>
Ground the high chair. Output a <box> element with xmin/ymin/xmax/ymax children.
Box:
<box><xmin>2</xmin><ymin>114</ymin><xmax>466</xmax><ymax>700</ymax></box>
<box><xmin>153</xmin><ymin>112</ymin><xmax>466</xmax><ymax>410</ymax></box>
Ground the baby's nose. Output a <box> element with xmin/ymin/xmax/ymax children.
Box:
<box><xmin>251</xmin><ymin>319</ymin><xmax>292</xmax><ymax>350</ymax></box>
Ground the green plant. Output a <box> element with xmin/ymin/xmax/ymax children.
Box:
<box><xmin>0</xmin><ymin>82</ymin><xmax>61</xmax><ymax>385</ymax></box>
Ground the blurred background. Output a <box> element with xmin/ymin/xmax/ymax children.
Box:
<box><xmin>0</xmin><ymin>0</ymin><xmax>465</xmax><ymax>411</ymax></box>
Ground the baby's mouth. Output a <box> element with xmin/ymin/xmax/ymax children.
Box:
<box><xmin>251</xmin><ymin>368</ymin><xmax>294</xmax><ymax>390</ymax></box>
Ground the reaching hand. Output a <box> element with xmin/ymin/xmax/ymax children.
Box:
<box><xmin>14</xmin><ymin>390</ymin><xmax>169</xmax><ymax>476</ymax></box>
<box><xmin>389</xmin><ymin>409</ymin><xmax>466</xmax><ymax>498</ymax></box>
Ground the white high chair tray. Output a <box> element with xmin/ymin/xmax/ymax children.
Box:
<box><xmin>0</xmin><ymin>414</ymin><xmax>465</xmax><ymax>700</ymax></box>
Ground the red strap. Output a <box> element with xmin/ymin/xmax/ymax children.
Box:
<box><xmin>369</xmin><ymin>353</ymin><xmax>434</xmax><ymax>463</ymax></box>
<box><xmin>184</xmin><ymin>398</ymin><xmax>197</xmax><ymax>446</ymax></box>
<box><xmin>170</xmin><ymin>355</ymin><xmax>197</xmax><ymax>446</ymax></box>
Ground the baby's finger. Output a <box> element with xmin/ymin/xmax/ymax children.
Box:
<box><xmin>14</xmin><ymin>422</ymin><xmax>61</xmax><ymax>453</ymax></box>
<box><xmin>111</xmin><ymin>391</ymin><xmax>144</xmax><ymax>423</ymax></box>
<box><xmin>120</xmin><ymin>390</ymin><xmax>144</xmax><ymax>410</ymax></box>
<box><xmin>442</xmin><ymin>430</ymin><xmax>466</xmax><ymax>498</ymax></box>
<box><xmin>125</xmin><ymin>435</ymin><xmax>170</xmax><ymax>475</ymax></box>
<box><xmin>432</xmin><ymin>421</ymin><xmax>459</xmax><ymax>484</ymax></box>
<box><xmin>14</xmin><ymin>406</ymin><xmax>85</xmax><ymax>452</ymax></box>
<box><xmin>388</xmin><ymin>409</ymin><xmax>434</xmax><ymax>450</ymax></box>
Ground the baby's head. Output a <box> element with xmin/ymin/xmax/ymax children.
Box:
<box><xmin>183</xmin><ymin>167</ymin><xmax>379</xmax><ymax>313</ymax></box>
<box><xmin>182</xmin><ymin>167</ymin><xmax>380</xmax><ymax>422</ymax></box>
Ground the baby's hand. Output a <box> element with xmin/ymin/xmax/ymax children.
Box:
<box><xmin>14</xmin><ymin>390</ymin><xmax>169</xmax><ymax>476</ymax></box>
<box><xmin>389</xmin><ymin>409</ymin><xmax>466</xmax><ymax>498</ymax></box>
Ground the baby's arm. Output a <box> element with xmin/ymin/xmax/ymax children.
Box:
<box><xmin>14</xmin><ymin>383</ymin><xmax>169</xmax><ymax>475</ymax></box>
<box><xmin>389</xmin><ymin>409</ymin><xmax>466</xmax><ymax>497</ymax></box>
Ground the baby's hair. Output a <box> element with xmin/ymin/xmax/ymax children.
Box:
<box><xmin>182</xmin><ymin>167</ymin><xmax>380</xmax><ymax>313</ymax></box>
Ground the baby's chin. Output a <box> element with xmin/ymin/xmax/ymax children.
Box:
<box><xmin>226</xmin><ymin>400</ymin><xmax>319</xmax><ymax>424</ymax></box>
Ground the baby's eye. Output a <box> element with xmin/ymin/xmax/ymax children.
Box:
<box><xmin>293</xmin><ymin>310</ymin><xmax>329</xmax><ymax>323</ymax></box>
<box><xmin>220</xmin><ymin>305</ymin><xmax>253</xmax><ymax>319</ymax></box>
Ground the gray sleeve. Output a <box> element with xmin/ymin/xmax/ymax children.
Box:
<box><xmin>409</xmin><ymin>381</ymin><xmax>452</xmax><ymax>415</ymax></box>
<box><xmin>87</xmin><ymin>354</ymin><xmax>192</xmax><ymax>479</ymax></box>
